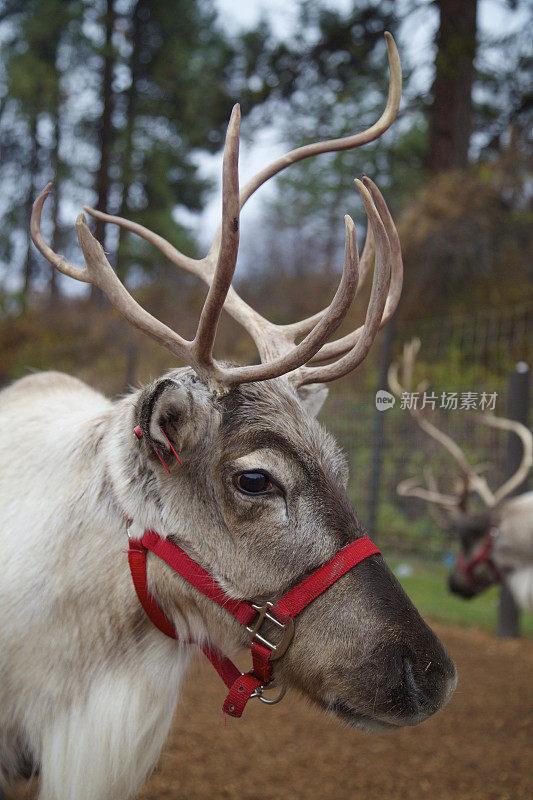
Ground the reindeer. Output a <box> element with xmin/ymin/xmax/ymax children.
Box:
<box><xmin>0</xmin><ymin>35</ymin><xmax>456</xmax><ymax>800</ymax></box>
<box><xmin>389</xmin><ymin>339</ymin><xmax>533</xmax><ymax>609</ymax></box>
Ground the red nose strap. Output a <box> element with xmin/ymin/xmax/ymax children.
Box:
<box><xmin>455</xmin><ymin>527</ymin><xmax>500</xmax><ymax>589</ymax></box>
<box><xmin>127</xmin><ymin>529</ymin><xmax>380</xmax><ymax>718</ymax></box>
<box><xmin>270</xmin><ymin>536</ymin><xmax>381</xmax><ymax>623</ymax></box>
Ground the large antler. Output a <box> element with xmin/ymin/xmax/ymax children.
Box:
<box><xmin>388</xmin><ymin>339</ymin><xmax>496</xmax><ymax>508</ymax></box>
<box><xmin>32</xmin><ymin>33</ymin><xmax>402</xmax><ymax>392</ymax></box>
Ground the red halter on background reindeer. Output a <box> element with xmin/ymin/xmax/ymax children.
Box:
<box><xmin>389</xmin><ymin>339</ymin><xmax>533</xmax><ymax>602</ymax></box>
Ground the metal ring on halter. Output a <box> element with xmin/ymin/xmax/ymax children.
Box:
<box><xmin>125</xmin><ymin>517</ymin><xmax>145</xmax><ymax>541</ymax></box>
<box><xmin>251</xmin><ymin>684</ymin><xmax>287</xmax><ymax>705</ymax></box>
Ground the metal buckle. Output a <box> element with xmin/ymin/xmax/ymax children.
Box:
<box><xmin>251</xmin><ymin>683</ymin><xmax>287</xmax><ymax>705</ymax></box>
<box><xmin>246</xmin><ymin>601</ymin><xmax>294</xmax><ymax>661</ymax></box>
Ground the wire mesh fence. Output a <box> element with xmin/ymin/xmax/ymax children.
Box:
<box><xmin>321</xmin><ymin>302</ymin><xmax>532</xmax><ymax>563</ymax></box>
<box><xmin>399</xmin><ymin>303</ymin><xmax>531</xmax><ymax>380</ymax></box>
<box><xmin>323</xmin><ymin>393</ymin><xmax>508</xmax><ymax>557</ymax></box>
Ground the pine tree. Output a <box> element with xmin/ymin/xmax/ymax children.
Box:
<box><xmin>0</xmin><ymin>0</ymin><xmax>244</xmax><ymax>304</ymax></box>
<box><xmin>88</xmin><ymin>0</ymin><xmax>241</xmax><ymax>287</ymax></box>
<box><xmin>0</xmin><ymin>0</ymin><xmax>85</xmax><ymax>305</ymax></box>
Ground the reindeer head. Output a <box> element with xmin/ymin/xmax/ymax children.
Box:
<box><xmin>390</xmin><ymin>339</ymin><xmax>533</xmax><ymax>599</ymax></box>
<box><xmin>31</xmin><ymin>34</ymin><xmax>456</xmax><ymax>730</ymax></box>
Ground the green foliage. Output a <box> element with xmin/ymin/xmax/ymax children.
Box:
<box><xmin>4</xmin><ymin>0</ymin><xmax>76</xmax><ymax>110</ymax></box>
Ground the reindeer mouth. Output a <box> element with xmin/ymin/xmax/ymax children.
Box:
<box><xmin>329</xmin><ymin>698</ymin><xmax>403</xmax><ymax>731</ymax></box>
<box><xmin>328</xmin><ymin>657</ymin><xmax>443</xmax><ymax>731</ymax></box>
<box><xmin>329</xmin><ymin>697</ymin><xmax>429</xmax><ymax>732</ymax></box>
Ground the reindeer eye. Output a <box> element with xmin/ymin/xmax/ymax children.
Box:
<box><xmin>234</xmin><ymin>471</ymin><xmax>278</xmax><ymax>495</ymax></box>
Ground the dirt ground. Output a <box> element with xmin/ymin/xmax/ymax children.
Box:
<box><xmin>8</xmin><ymin>622</ymin><xmax>532</xmax><ymax>800</ymax></box>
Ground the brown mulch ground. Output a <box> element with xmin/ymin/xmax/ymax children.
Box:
<box><xmin>9</xmin><ymin>622</ymin><xmax>532</xmax><ymax>800</ymax></box>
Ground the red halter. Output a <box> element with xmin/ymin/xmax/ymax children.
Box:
<box><xmin>455</xmin><ymin>527</ymin><xmax>500</xmax><ymax>590</ymax></box>
<box><xmin>127</xmin><ymin>526</ymin><xmax>380</xmax><ymax>718</ymax></box>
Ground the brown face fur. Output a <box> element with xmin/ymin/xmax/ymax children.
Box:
<box><xmin>135</xmin><ymin>372</ymin><xmax>457</xmax><ymax>730</ymax></box>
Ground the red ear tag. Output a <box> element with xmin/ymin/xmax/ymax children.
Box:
<box><xmin>132</xmin><ymin>425</ymin><xmax>180</xmax><ymax>472</ymax></box>
<box><xmin>159</xmin><ymin>426</ymin><xmax>182</xmax><ymax>465</ymax></box>
<box><xmin>134</xmin><ymin>424</ymin><xmax>170</xmax><ymax>472</ymax></box>
<box><xmin>153</xmin><ymin>448</ymin><xmax>171</xmax><ymax>473</ymax></box>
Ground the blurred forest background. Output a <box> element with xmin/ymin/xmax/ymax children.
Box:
<box><xmin>0</xmin><ymin>0</ymin><xmax>531</xmax><ymax>564</ymax></box>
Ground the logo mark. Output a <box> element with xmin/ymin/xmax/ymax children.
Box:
<box><xmin>375</xmin><ymin>390</ymin><xmax>395</xmax><ymax>411</ymax></box>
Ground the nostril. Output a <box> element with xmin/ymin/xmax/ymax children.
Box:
<box><xmin>402</xmin><ymin>656</ymin><xmax>434</xmax><ymax>714</ymax></box>
<box><xmin>404</xmin><ymin>653</ymin><xmax>457</xmax><ymax>714</ymax></box>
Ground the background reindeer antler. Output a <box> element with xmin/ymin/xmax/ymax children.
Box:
<box><xmin>32</xmin><ymin>34</ymin><xmax>402</xmax><ymax>393</ymax></box>
<box><xmin>389</xmin><ymin>339</ymin><xmax>533</xmax><ymax>511</ymax></box>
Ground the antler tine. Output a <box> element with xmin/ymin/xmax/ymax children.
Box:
<box><xmin>84</xmin><ymin>177</ymin><xmax>383</xmax><ymax>385</ymax></box>
<box><xmin>410</xmin><ymin>414</ymin><xmax>496</xmax><ymax>506</ymax></box>
<box><xmin>283</xmin><ymin>224</ymin><xmax>375</xmax><ymax>341</ymax></box>
<box><xmin>295</xmin><ymin>180</ymin><xmax>392</xmax><ymax>386</ymax></box>
<box><xmin>397</xmin><ymin>475</ymin><xmax>461</xmax><ymax>509</ymax></box>
<box><xmin>398</xmin><ymin>470</ymin><xmax>457</xmax><ymax>530</ymax></box>
<box><xmin>32</xmin><ymin>184</ymin><xmax>90</xmax><ymax>283</ymax></box>
<box><xmin>193</xmin><ymin>105</ymin><xmax>241</xmax><ymax>367</ymax></box>
<box><xmin>85</xmin><ymin>179</ymin><xmax>375</xmax><ymax>359</ymax></box>
<box><xmin>238</xmin><ymin>32</ymin><xmax>401</xmax><ymax>207</ymax></box>
<box><xmin>32</xmin><ymin>189</ymin><xmax>197</xmax><ymax>364</ymax></box>
<box><xmin>82</xmin><ymin>206</ymin><xmax>277</xmax><ymax>358</ymax></box>
<box><xmin>401</xmin><ymin>337</ymin><xmax>421</xmax><ymax>393</ymax></box>
<box><xmin>307</xmin><ymin>178</ymin><xmax>401</xmax><ymax>364</ymax></box>
<box><xmin>39</xmin><ymin>34</ymin><xmax>401</xmax><ymax>391</ymax></box>
<box><xmin>424</xmin><ymin>467</ymin><xmax>458</xmax><ymax>528</ymax></box>
<box><xmin>387</xmin><ymin>338</ymin><xmax>421</xmax><ymax>395</ymax></box>
<box><xmin>476</xmin><ymin>413</ymin><xmax>533</xmax><ymax>504</ymax></box>
<box><xmin>218</xmin><ymin>214</ymin><xmax>360</xmax><ymax>385</ymax></box>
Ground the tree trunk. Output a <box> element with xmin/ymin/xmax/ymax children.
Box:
<box><xmin>91</xmin><ymin>0</ymin><xmax>116</xmax><ymax>304</ymax></box>
<box><xmin>427</xmin><ymin>0</ymin><xmax>478</xmax><ymax>174</ymax></box>
<box><xmin>48</xmin><ymin>111</ymin><xmax>61</xmax><ymax>308</ymax></box>
<box><xmin>22</xmin><ymin>115</ymin><xmax>39</xmax><ymax>306</ymax></box>
<box><xmin>115</xmin><ymin>0</ymin><xmax>142</xmax><ymax>282</ymax></box>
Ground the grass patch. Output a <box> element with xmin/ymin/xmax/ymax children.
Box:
<box><xmin>390</xmin><ymin>558</ymin><xmax>533</xmax><ymax>637</ymax></box>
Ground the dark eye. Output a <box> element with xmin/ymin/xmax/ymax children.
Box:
<box><xmin>234</xmin><ymin>471</ymin><xmax>278</xmax><ymax>495</ymax></box>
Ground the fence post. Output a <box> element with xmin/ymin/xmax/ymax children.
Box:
<box><xmin>367</xmin><ymin>315</ymin><xmax>396</xmax><ymax>539</ymax></box>
<box><xmin>497</xmin><ymin>362</ymin><xmax>530</xmax><ymax>638</ymax></box>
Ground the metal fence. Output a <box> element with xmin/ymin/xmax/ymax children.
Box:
<box><xmin>320</xmin><ymin>303</ymin><xmax>532</xmax><ymax>562</ymax></box>
<box><xmin>399</xmin><ymin>303</ymin><xmax>532</xmax><ymax>380</ymax></box>
<box><xmin>323</xmin><ymin>393</ymin><xmax>508</xmax><ymax>557</ymax></box>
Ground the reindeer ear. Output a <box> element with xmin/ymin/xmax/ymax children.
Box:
<box><xmin>136</xmin><ymin>377</ymin><xmax>216</xmax><ymax>460</ymax></box>
<box><xmin>296</xmin><ymin>383</ymin><xmax>329</xmax><ymax>417</ymax></box>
